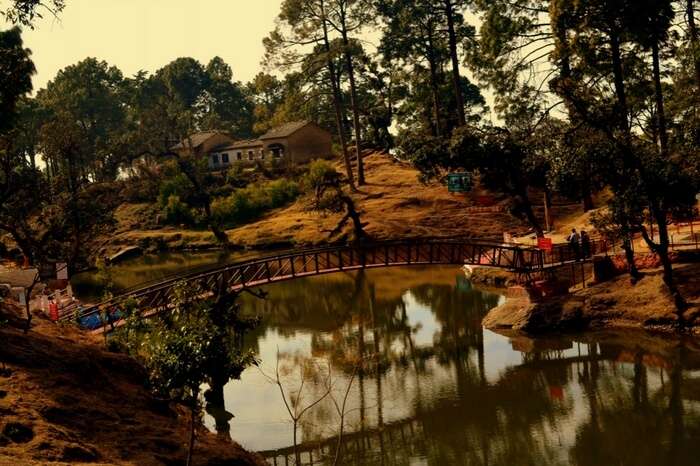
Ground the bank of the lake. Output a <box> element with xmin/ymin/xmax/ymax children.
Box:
<box><xmin>480</xmin><ymin>261</ymin><xmax>700</xmax><ymax>336</ymax></box>
<box><xmin>0</xmin><ymin>302</ymin><xmax>265</xmax><ymax>466</ymax></box>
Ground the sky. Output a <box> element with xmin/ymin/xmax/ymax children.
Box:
<box><xmin>3</xmin><ymin>0</ymin><xmax>286</xmax><ymax>91</ymax></box>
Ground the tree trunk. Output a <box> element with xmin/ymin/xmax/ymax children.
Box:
<box><xmin>687</xmin><ymin>0</ymin><xmax>700</xmax><ymax>91</ymax></box>
<box><xmin>444</xmin><ymin>0</ymin><xmax>466</xmax><ymax>126</ymax></box>
<box><xmin>426</xmin><ymin>32</ymin><xmax>442</xmax><ymax>137</ymax></box>
<box><xmin>340</xmin><ymin>25</ymin><xmax>365</xmax><ymax>185</ymax></box>
<box><xmin>582</xmin><ymin>189</ymin><xmax>594</xmax><ymax>212</ymax></box>
<box><xmin>641</xmin><ymin>210</ymin><xmax>686</xmax><ymax>315</ymax></box>
<box><xmin>543</xmin><ymin>188</ymin><xmax>554</xmax><ymax>232</ymax></box>
<box><xmin>622</xmin><ymin>237</ymin><xmax>640</xmax><ymax>281</ymax></box>
<box><xmin>321</xmin><ymin>0</ymin><xmax>356</xmax><ymax>189</ymax></box>
<box><xmin>293</xmin><ymin>420</ymin><xmax>300</xmax><ymax>465</ymax></box>
<box><xmin>176</xmin><ymin>158</ymin><xmax>230</xmax><ymax>247</ymax></box>
<box><xmin>516</xmin><ymin>193</ymin><xmax>544</xmax><ymax>238</ymax></box>
<box><xmin>186</xmin><ymin>389</ymin><xmax>198</xmax><ymax>466</ymax></box>
<box><xmin>609</xmin><ymin>31</ymin><xmax>630</xmax><ymax>136</ymax></box>
<box><xmin>651</xmin><ymin>40</ymin><xmax>669</xmax><ymax>155</ymax></box>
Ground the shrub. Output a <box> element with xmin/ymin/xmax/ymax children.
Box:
<box><xmin>303</xmin><ymin>160</ymin><xmax>337</xmax><ymax>192</ymax></box>
<box><xmin>158</xmin><ymin>174</ymin><xmax>194</xmax><ymax>207</ymax></box>
<box><xmin>163</xmin><ymin>195</ymin><xmax>195</xmax><ymax>226</ymax></box>
<box><xmin>210</xmin><ymin>179</ymin><xmax>300</xmax><ymax>228</ymax></box>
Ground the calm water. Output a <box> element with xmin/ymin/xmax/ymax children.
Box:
<box><xmin>71</xmin><ymin>250</ymin><xmax>257</xmax><ymax>301</ymax></box>
<box><xmin>197</xmin><ymin>266</ymin><xmax>700</xmax><ymax>466</ymax></box>
<box><xmin>80</xmin><ymin>255</ymin><xmax>700</xmax><ymax>465</ymax></box>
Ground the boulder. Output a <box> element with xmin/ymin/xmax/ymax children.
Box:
<box><xmin>108</xmin><ymin>246</ymin><xmax>142</xmax><ymax>264</ymax></box>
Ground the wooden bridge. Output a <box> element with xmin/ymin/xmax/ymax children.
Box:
<box><xmin>63</xmin><ymin>237</ymin><xmax>607</xmax><ymax>329</ymax></box>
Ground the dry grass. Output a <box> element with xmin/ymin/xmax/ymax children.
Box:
<box><xmin>101</xmin><ymin>152</ymin><xmax>599</xmax><ymax>254</ymax></box>
<box><xmin>226</xmin><ymin>153</ymin><xmax>530</xmax><ymax>247</ymax></box>
<box><xmin>0</xmin><ymin>305</ymin><xmax>264</xmax><ymax>466</ymax></box>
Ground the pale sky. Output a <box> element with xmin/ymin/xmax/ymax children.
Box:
<box><xmin>3</xmin><ymin>0</ymin><xmax>285</xmax><ymax>91</ymax></box>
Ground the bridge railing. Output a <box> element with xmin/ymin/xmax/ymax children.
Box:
<box><xmin>538</xmin><ymin>238</ymin><xmax>609</xmax><ymax>267</ymax></box>
<box><xmin>62</xmin><ymin>238</ymin><xmax>548</xmax><ymax>328</ymax></box>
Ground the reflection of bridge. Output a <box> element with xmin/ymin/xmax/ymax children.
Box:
<box><xmin>260</xmin><ymin>416</ymin><xmax>422</xmax><ymax>465</ymax></box>
<box><xmin>65</xmin><ymin>237</ymin><xmax>606</xmax><ymax>329</ymax></box>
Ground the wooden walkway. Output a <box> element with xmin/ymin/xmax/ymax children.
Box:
<box><xmin>63</xmin><ymin>237</ymin><xmax>608</xmax><ymax>329</ymax></box>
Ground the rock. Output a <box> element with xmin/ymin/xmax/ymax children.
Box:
<box><xmin>108</xmin><ymin>246</ymin><xmax>142</xmax><ymax>264</ymax></box>
<box><xmin>482</xmin><ymin>295</ymin><xmax>587</xmax><ymax>333</ymax></box>
<box><xmin>592</xmin><ymin>256</ymin><xmax>617</xmax><ymax>283</ymax></box>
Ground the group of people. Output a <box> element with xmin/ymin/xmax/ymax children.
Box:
<box><xmin>567</xmin><ymin>228</ymin><xmax>592</xmax><ymax>260</ymax></box>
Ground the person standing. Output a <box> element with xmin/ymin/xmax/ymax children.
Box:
<box><xmin>567</xmin><ymin>228</ymin><xmax>580</xmax><ymax>260</ymax></box>
<box><xmin>580</xmin><ymin>230</ymin><xmax>591</xmax><ymax>258</ymax></box>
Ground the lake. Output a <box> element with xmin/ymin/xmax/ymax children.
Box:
<box><xmin>74</xmin><ymin>254</ymin><xmax>700</xmax><ymax>466</ymax></box>
<box><xmin>195</xmin><ymin>265</ymin><xmax>700</xmax><ymax>466</ymax></box>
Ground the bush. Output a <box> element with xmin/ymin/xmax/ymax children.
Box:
<box><xmin>303</xmin><ymin>159</ymin><xmax>337</xmax><ymax>192</ymax></box>
<box><xmin>163</xmin><ymin>195</ymin><xmax>195</xmax><ymax>226</ymax></box>
<box><xmin>158</xmin><ymin>174</ymin><xmax>194</xmax><ymax>207</ymax></box>
<box><xmin>210</xmin><ymin>179</ymin><xmax>300</xmax><ymax>228</ymax></box>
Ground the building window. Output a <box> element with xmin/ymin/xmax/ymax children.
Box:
<box><xmin>236</xmin><ymin>152</ymin><xmax>242</xmax><ymax>160</ymax></box>
<box><xmin>248</xmin><ymin>150</ymin><xmax>254</xmax><ymax>161</ymax></box>
<box><xmin>271</xmin><ymin>147</ymin><xmax>283</xmax><ymax>158</ymax></box>
<box><xmin>222</xmin><ymin>153</ymin><xmax>229</xmax><ymax>164</ymax></box>
<box><xmin>260</xmin><ymin>150</ymin><xmax>265</xmax><ymax>160</ymax></box>
<box><xmin>212</xmin><ymin>153</ymin><xmax>219</xmax><ymax>165</ymax></box>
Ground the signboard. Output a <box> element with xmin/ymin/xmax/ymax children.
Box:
<box><xmin>447</xmin><ymin>173</ymin><xmax>472</xmax><ymax>193</ymax></box>
<box><xmin>537</xmin><ymin>237</ymin><xmax>553</xmax><ymax>251</ymax></box>
<box><xmin>56</xmin><ymin>262</ymin><xmax>68</xmax><ymax>280</ymax></box>
<box><xmin>18</xmin><ymin>288</ymin><xmax>26</xmax><ymax>306</ymax></box>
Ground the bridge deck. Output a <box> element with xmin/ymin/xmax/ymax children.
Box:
<box><xmin>63</xmin><ymin>237</ymin><xmax>609</xmax><ymax>331</ymax></box>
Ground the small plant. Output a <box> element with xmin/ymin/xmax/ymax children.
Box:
<box><xmin>139</xmin><ymin>281</ymin><xmax>259</xmax><ymax>466</ymax></box>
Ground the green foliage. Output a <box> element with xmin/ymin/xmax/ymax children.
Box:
<box><xmin>0</xmin><ymin>27</ymin><xmax>35</xmax><ymax>132</ymax></box>
<box><xmin>210</xmin><ymin>179</ymin><xmax>299</xmax><ymax>228</ymax></box>
<box><xmin>158</xmin><ymin>174</ymin><xmax>195</xmax><ymax>207</ymax></box>
<box><xmin>139</xmin><ymin>282</ymin><xmax>258</xmax><ymax>399</ymax></box>
<box><xmin>303</xmin><ymin>159</ymin><xmax>338</xmax><ymax>191</ymax></box>
<box><xmin>163</xmin><ymin>195</ymin><xmax>195</xmax><ymax>226</ymax></box>
<box><xmin>1</xmin><ymin>1</ymin><xmax>65</xmax><ymax>28</ymax></box>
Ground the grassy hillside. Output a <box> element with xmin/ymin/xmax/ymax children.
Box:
<box><xmin>100</xmin><ymin>152</ymin><xmax>561</xmax><ymax>256</ymax></box>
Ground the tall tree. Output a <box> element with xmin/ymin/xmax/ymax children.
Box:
<box><xmin>550</xmin><ymin>0</ymin><xmax>697</xmax><ymax>312</ymax></box>
<box><xmin>378</xmin><ymin>0</ymin><xmax>448</xmax><ymax>136</ymax></box>
<box><xmin>326</xmin><ymin>0</ymin><xmax>373</xmax><ymax>184</ymax></box>
<box><xmin>265</xmin><ymin>0</ymin><xmax>357</xmax><ymax>189</ymax></box>
<box><xmin>0</xmin><ymin>27</ymin><xmax>35</xmax><ymax>132</ymax></box>
<box><xmin>37</xmin><ymin>58</ymin><xmax>127</xmax><ymax>182</ymax></box>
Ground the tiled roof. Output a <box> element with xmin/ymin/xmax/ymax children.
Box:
<box><xmin>222</xmin><ymin>139</ymin><xmax>264</xmax><ymax>150</ymax></box>
<box><xmin>260</xmin><ymin>120</ymin><xmax>312</xmax><ymax>140</ymax></box>
<box><xmin>171</xmin><ymin>131</ymin><xmax>229</xmax><ymax>151</ymax></box>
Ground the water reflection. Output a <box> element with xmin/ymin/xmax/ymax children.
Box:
<box><xmin>194</xmin><ymin>265</ymin><xmax>700</xmax><ymax>466</ymax></box>
<box><xmin>71</xmin><ymin>250</ymin><xmax>257</xmax><ymax>301</ymax></box>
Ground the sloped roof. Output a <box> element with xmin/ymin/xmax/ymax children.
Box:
<box><xmin>259</xmin><ymin>120</ymin><xmax>314</xmax><ymax>140</ymax></box>
<box><xmin>171</xmin><ymin>131</ymin><xmax>229</xmax><ymax>151</ymax></box>
<box><xmin>223</xmin><ymin>139</ymin><xmax>264</xmax><ymax>150</ymax></box>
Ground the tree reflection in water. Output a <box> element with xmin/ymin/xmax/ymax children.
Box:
<box><xmin>201</xmin><ymin>266</ymin><xmax>700</xmax><ymax>466</ymax></box>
